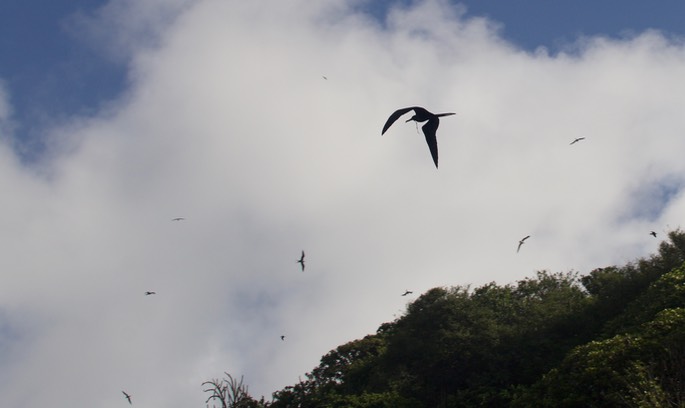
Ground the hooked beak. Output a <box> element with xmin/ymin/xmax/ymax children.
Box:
<box><xmin>405</xmin><ymin>118</ymin><xmax>413</xmax><ymax>123</ymax></box>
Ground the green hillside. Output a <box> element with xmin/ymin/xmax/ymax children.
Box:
<box><xmin>207</xmin><ymin>230</ymin><xmax>685</xmax><ymax>408</ymax></box>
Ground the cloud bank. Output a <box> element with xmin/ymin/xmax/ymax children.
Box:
<box><xmin>2</xmin><ymin>0</ymin><xmax>685</xmax><ymax>406</ymax></box>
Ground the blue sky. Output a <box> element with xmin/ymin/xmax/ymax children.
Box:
<box><xmin>457</xmin><ymin>1</ymin><xmax>685</xmax><ymax>48</ymax></box>
<box><xmin>3</xmin><ymin>0</ymin><xmax>685</xmax><ymax>158</ymax></box>
<box><xmin>1</xmin><ymin>0</ymin><xmax>123</xmax><ymax>156</ymax></box>
<box><xmin>2</xmin><ymin>1</ymin><xmax>685</xmax><ymax>406</ymax></box>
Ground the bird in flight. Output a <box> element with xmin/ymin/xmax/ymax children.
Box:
<box><xmin>122</xmin><ymin>391</ymin><xmax>132</xmax><ymax>405</ymax></box>
<box><xmin>280</xmin><ymin>335</ymin><xmax>285</xmax><ymax>341</ymax></box>
<box><xmin>401</xmin><ymin>290</ymin><xmax>413</xmax><ymax>296</ymax></box>
<box><xmin>650</xmin><ymin>231</ymin><xmax>657</xmax><ymax>238</ymax></box>
<box><xmin>171</xmin><ymin>217</ymin><xmax>185</xmax><ymax>221</ymax></box>
<box><xmin>517</xmin><ymin>235</ymin><xmax>530</xmax><ymax>253</ymax></box>
<box><xmin>570</xmin><ymin>137</ymin><xmax>585</xmax><ymax>145</ymax></box>
<box><xmin>145</xmin><ymin>291</ymin><xmax>156</xmax><ymax>296</ymax></box>
<box><xmin>297</xmin><ymin>251</ymin><xmax>305</xmax><ymax>271</ymax></box>
<box><xmin>382</xmin><ymin>106</ymin><xmax>455</xmax><ymax>168</ymax></box>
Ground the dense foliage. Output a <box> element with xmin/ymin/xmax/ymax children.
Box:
<box><xmin>211</xmin><ymin>230</ymin><xmax>685</xmax><ymax>407</ymax></box>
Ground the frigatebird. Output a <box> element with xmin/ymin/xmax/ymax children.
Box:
<box><xmin>382</xmin><ymin>106</ymin><xmax>455</xmax><ymax>168</ymax></box>
<box><xmin>122</xmin><ymin>391</ymin><xmax>132</xmax><ymax>405</ymax></box>
<box><xmin>401</xmin><ymin>290</ymin><xmax>413</xmax><ymax>296</ymax></box>
<box><xmin>145</xmin><ymin>291</ymin><xmax>156</xmax><ymax>296</ymax></box>
<box><xmin>650</xmin><ymin>231</ymin><xmax>657</xmax><ymax>238</ymax></box>
<box><xmin>172</xmin><ymin>217</ymin><xmax>185</xmax><ymax>221</ymax></box>
<box><xmin>517</xmin><ymin>235</ymin><xmax>530</xmax><ymax>253</ymax></box>
<box><xmin>297</xmin><ymin>251</ymin><xmax>305</xmax><ymax>271</ymax></box>
<box><xmin>570</xmin><ymin>137</ymin><xmax>585</xmax><ymax>145</ymax></box>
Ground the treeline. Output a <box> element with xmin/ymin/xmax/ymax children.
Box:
<box><xmin>208</xmin><ymin>230</ymin><xmax>685</xmax><ymax>407</ymax></box>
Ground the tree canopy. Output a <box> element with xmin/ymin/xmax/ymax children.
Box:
<box><xmin>208</xmin><ymin>230</ymin><xmax>685</xmax><ymax>408</ymax></box>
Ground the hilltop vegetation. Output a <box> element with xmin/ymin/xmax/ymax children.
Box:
<box><xmin>208</xmin><ymin>231</ymin><xmax>685</xmax><ymax>407</ymax></box>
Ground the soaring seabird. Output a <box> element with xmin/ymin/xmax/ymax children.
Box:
<box><xmin>650</xmin><ymin>231</ymin><xmax>657</xmax><ymax>238</ymax></box>
<box><xmin>281</xmin><ymin>335</ymin><xmax>285</xmax><ymax>341</ymax></box>
<box><xmin>297</xmin><ymin>251</ymin><xmax>305</xmax><ymax>271</ymax></box>
<box><xmin>172</xmin><ymin>217</ymin><xmax>185</xmax><ymax>221</ymax></box>
<box><xmin>570</xmin><ymin>137</ymin><xmax>585</xmax><ymax>145</ymax></box>
<box><xmin>517</xmin><ymin>235</ymin><xmax>530</xmax><ymax>253</ymax></box>
<box><xmin>122</xmin><ymin>391</ymin><xmax>132</xmax><ymax>405</ymax></box>
<box><xmin>401</xmin><ymin>290</ymin><xmax>413</xmax><ymax>296</ymax></box>
<box><xmin>382</xmin><ymin>106</ymin><xmax>455</xmax><ymax>168</ymax></box>
<box><xmin>145</xmin><ymin>291</ymin><xmax>156</xmax><ymax>296</ymax></box>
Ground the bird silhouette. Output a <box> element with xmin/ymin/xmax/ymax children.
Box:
<box><xmin>122</xmin><ymin>391</ymin><xmax>132</xmax><ymax>405</ymax></box>
<box><xmin>570</xmin><ymin>137</ymin><xmax>585</xmax><ymax>145</ymax></box>
<box><xmin>145</xmin><ymin>291</ymin><xmax>156</xmax><ymax>296</ymax></box>
<box><xmin>517</xmin><ymin>235</ymin><xmax>530</xmax><ymax>253</ymax></box>
<box><xmin>297</xmin><ymin>250</ymin><xmax>305</xmax><ymax>271</ymax></box>
<box><xmin>171</xmin><ymin>217</ymin><xmax>185</xmax><ymax>221</ymax></box>
<box><xmin>281</xmin><ymin>335</ymin><xmax>285</xmax><ymax>341</ymax></box>
<box><xmin>401</xmin><ymin>290</ymin><xmax>413</xmax><ymax>296</ymax></box>
<box><xmin>650</xmin><ymin>231</ymin><xmax>657</xmax><ymax>238</ymax></box>
<box><xmin>382</xmin><ymin>106</ymin><xmax>455</xmax><ymax>168</ymax></box>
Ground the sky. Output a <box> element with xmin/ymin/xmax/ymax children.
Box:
<box><xmin>1</xmin><ymin>0</ymin><xmax>685</xmax><ymax>406</ymax></box>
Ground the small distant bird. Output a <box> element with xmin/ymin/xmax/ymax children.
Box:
<box><xmin>280</xmin><ymin>335</ymin><xmax>285</xmax><ymax>341</ymax></box>
<box><xmin>297</xmin><ymin>251</ymin><xmax>305</xmax><ymax>271</ymax></box>
<box><xmin>570</xmin><ymin>137</ymin><xmax>585</xmax><ymax>145</ymax></box>
<box><xmin>145</xmin><ymin>291</ymin><xmax>156</xmax><ymax>296</ymax></box>
<box><xmin>172</xmin><ymin>217</ymin><xmax>185</xmax><ymax>221</ymax></box>
<box><xmin>517</xmin><ymin>235</ymin><xmax>530</xmax><ymax>253</ymax></box>
<box><xmin>401</xmin><ymin>290</ymin><xmax>413</xmax><ymax>296</ymax></box>
<box><xmin>122</xmin><ymin>391</ymin><xmax>132</xmax><ymax>405</ymax></box>
<box><xmin>650</xmin><ymin>231</ymin><xmax>657</xmax><ymax>238</ymax></box>
<box><xmin>382</xmin><ymin>106</ymin><xmax>455</xmax><ymax>168</ymax></box>
<box><xmin>322</xmin><ymin>75</ymin><xmax>328</xmax><ymax>80</ymax></box>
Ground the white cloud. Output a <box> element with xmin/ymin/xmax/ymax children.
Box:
<box><xmin>2</xmin><ymin>0</ymin><xmax>685</xmax><ymax>405</ymax></box>
<box><xmin>64</xmin><ymin>0</ymin><xmax>194</xmax><ymax>63</ymax></box>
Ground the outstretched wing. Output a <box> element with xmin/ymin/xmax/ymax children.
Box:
<box><xmin>421</xmin><ymin>118</ymin><xmax>440</xmax><ymax>168</ymax></box>
<box><xmin>381</xmin><ymin>107</ymin><xmax>416</xmax><ymax>135</ymax></box>
<box><xmin>122</xmin><ymin>391</ymin><xmax>132</xmax><ymax>404</ymax></box>
<box><xmin>517</xmin><ymin>235</ymin><xmax>530</xmax><ymax>252</ymax></box>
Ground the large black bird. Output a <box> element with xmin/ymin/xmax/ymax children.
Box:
<box><xmin>297</xmin><ymin>251</ymin><xmax>305</xmax><ymax>271</ymax></box>
<box><xmin>650</xmin><ymin>231</ymin><xmax>657</xmax><ymax>238</ymax></box>
<box><xmin>382</xmin><ymin>106</ymin><xmax>455</xmax><ymax>168</ymax></box>
<box><xmin>517</xmin><ymin>235</ymin><xmax>530</xmax><ymax>253</ymax></box>
<box><xmin>145</xmin><ymin>291</ymin><xmax>156</xmax><ymax>296</ymax></box>
<box><xmin>401</xmin><ymin>290</ymin><xmax>413</xmax><ymax>296</ymax></box>
<box><xmin>122</xmin><ymin>391</ymin><xmax>132</xmax><ymax>405</ymax></box>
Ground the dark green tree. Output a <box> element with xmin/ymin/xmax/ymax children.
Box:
<box><xmin>232</xmin><ymin>230</ymin><xmax>685</xmax><ymax>408</ymax></box>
